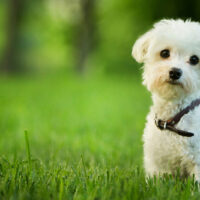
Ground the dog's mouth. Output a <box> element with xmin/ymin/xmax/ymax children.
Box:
<box><xmin>166</xmin><ymin>80</ymin><xmax>183</xmax><ymax>88</ymax></box>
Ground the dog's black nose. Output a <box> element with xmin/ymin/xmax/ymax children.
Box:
<box><xmin>169</xmin><ymin>68</ymin><xmax>182</xmax><ymax>80</ymax></box>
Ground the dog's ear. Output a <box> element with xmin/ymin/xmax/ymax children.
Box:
<box><xmin>132</xmin><ymin>30</ymin><xmax>153</xmax><ymax>63</ymax></box>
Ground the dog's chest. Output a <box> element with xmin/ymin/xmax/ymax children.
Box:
<box><xmin>144</xmin><ymin>106</ymin><xmax>200</xmax><ymax>171</ymax></box>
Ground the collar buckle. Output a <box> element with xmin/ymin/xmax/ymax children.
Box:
<box><xmin>155</xmin><ymin>118</ymin><xmax>168</xmax><ymax>130</ymax></box>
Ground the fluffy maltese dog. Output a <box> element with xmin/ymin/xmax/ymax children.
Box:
<box><xmin>132</xmin><ymin>19</ymin><xmax>200</xmax><ymax>181</ymax></box>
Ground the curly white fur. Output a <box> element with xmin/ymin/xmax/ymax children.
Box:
<box><xmin>132</xmin><ymin>19</ymin><xmax>200</xmax><ymax>181</ymax></box>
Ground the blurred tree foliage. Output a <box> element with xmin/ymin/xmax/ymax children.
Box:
<box><xmin>2</xmin><ymin>0</ymin><xmax>27</xmax><ymax>73</ymax></box>
<box><xmin>75</xmin><ymin>0</ymin><xmax>98</xmax><ymax>74</ymax></box>
<box><xmin>0</xmin><ymin>0</ymin><xmax>199</xmax><ymax>75</ymax></box>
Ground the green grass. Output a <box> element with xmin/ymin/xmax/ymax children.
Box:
<box><xmin>0</xmin><ymin>73</ymin><xmax>199</xmax><ymax>199</ymax></box>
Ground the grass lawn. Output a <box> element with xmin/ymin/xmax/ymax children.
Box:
<box><xmin>0</xmin><ymin>73</ymin><xmax>199</xmax><ymax>199</ymax></box>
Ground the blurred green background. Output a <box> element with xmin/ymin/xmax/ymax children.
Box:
<box><xmin>0</xmin><ymin>0</ymin><xmax>199</xmax><ymax>75</ymax></box>
<box><xmin>0</xmin><ymin>1</ymin><xmax>199</xmax><ymax>199</ymax></box>
<box><xmin>0</xmin><ymin>0</ymin><xmax>199</xmax><ymax>166</ymax></box>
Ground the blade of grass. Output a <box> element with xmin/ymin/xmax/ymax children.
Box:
<box><xmin>25</xmin><ymin>130</ymin><xmax>31</xmax><ymax>171</ymax></box>
<box><xmin>59</xmin><ymin>178</ymin><xmax>64</xmax><ymax>200</ymax></box>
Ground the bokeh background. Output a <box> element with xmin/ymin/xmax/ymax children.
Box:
<box><xmin>0</xmin><ymin>0</ymin><xmax>199</xmax><ymax>165</ymax></box>
<box><xmin>0</xmin><ymin>1</ymin><xmax>200</xmax><ymax>199</ymax></box>
<box><xmin>1</xmin><ymin>0</ymin><xmax>199</xmax><ymax>75</ymax></box>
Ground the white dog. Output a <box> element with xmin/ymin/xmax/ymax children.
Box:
<box><xmin>132</xmin><ymin>19</ymin><xmax>200</xmax><ymax>181</ymax></box>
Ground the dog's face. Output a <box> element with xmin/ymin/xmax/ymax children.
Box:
<box><xmin>132</xmin><ymin>19</ymin><xmax>200</xmax><ymax>100</ymax></box>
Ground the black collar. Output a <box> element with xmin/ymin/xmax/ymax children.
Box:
<box><xmin>155</xmin><ymin>98</ymin><xmax>200</xmax><ymax>137</ymax></box>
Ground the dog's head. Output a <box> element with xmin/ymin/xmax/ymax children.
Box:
<box><xmin>132</xmin><ymin>19</ymin><xmax>200</xmax><ymax>100</ymax></box>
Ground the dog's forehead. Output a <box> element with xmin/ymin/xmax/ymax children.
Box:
<box><xmin>152</xmin><ymin>21</ymin><xmax>200</xmax><ymax>52</ymax></box>
<box><xmin>153</xmin><ymin>20</ymin><xmax>200</xmax><ymax>36</ymax></box>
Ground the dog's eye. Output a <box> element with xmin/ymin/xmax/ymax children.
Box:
<box><xmin>189</xmin><ymin>55</ymin><xmax>199</xmax><ymax>65</ymax></box>
<box><xmin>160</xmin><ymin>49</ymin><xmax>170</xmax><ymax>58</ymax></box>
